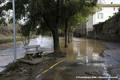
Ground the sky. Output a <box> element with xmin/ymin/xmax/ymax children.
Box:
<box><xmin>98</xmin><ymin>0</ymin><xmax>120</xmax><ymax>4</ymax></box>
<box><xmin>106</xmin><ymin>0</ymin><xmax>120</xmax><ymax>4</ymax></box>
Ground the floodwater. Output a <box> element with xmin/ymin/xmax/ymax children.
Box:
<box><xmin>60</xmin><ymin>38</ymin><xmax>107</xmax><ymax>63</ymax></box>
<box><xmin>0</xmin><ymin>36</ymin><xmax>113</xmax><ymax>79</ymax></box>
<box><xmin>56</xmin><ymin>38</ymin><xmax>112</xmax><ymax>80</ymax></box>
<box><xmin>0</xmin><ymin>36</ymin><xmax>53</xmax><ymax>72</ymax></box>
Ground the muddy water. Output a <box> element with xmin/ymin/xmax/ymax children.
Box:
<box><xmin>0</xmin><ymin>37</ymin><xmax>108</xmax><ymax>73</ymax></box>
<box><xmin>60</xmin><ymin>38</ymin><xmax>107</xmax><ymax>63</ymax></box>
<box><xmin>0</xmin><ymin>36</ymin><xmax>53</xmax><ymax>72</ymax></box>
<box><xmin>43</xmin><ymin>38</ymin><xmax>113</xmax><ymax>80</ymax></box>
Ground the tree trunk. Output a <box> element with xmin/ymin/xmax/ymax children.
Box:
<box><xmin>68</xmin><ymin>31</ymin><xmax>70</xmax><ymax>43</ymax></box>
<box><xmin>65</xmin><ymin>20</ymin><xmax>68</xmax><ymax>48</ymax></box>
<box><xmin>71</xmin><ymin>33</ymin><xmax>73</xmax><ymax>42</ymax></box>
<box><xmin>52</xmin><ymin>0</ymin><xmax>61</xmax><ymax>53</ymax></box>
<box><xmin>43</xmin><ymin>16</ymin><xmax>60</xmax><ymax>54</ymax></box>
<box><xmin>52</xmin><ymin>28</ymin><xmax>60</xmax><ymax>53</ymax></box>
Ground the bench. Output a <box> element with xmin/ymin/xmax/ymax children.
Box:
<box><xmin>24</xmin><ymin>45</ymin><xmax>43</xmax><ymax>60</ymax></box>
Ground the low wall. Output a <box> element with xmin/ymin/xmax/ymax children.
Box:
<box><xmin>94</xmin><ymin>18</ymin><xmax>120</xmax><ymax>42</ymax></box>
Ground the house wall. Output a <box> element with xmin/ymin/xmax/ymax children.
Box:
<box><xmin>86</xmin><ymin>15</ymin><xmax>93</xmax><ymax>36</ymax></box>
<box><xmin>93</xmin><ymin>6</ymin><xmax>119</xmax><ymax>24</ymax></box>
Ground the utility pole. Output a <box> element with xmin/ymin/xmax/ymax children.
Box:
<box><xmin>12</xmin><ymin>0</ymin><xmax>17</xmax><ymax>62</ymax></box>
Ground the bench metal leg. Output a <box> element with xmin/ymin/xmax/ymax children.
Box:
<box><xmin>26</xmin><ymin>54</ymin><xmax>33</xmax><ymax>60</ymax></box>
<box><xmin>36</xmin><ymin>52</ymin><xmax>43</xmax><ymax>57</ymax></box>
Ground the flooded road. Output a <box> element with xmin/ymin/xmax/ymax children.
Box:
<box><xmin>60</xmin><ymin>38</ymin><xmax>107</xmax><ymax>63</ymax></box>
<box><xmin>0</xmin><ymin>36</ymin><xmax>120</xmax><ymax>80</ymax></box>
<box><xmin>37</xmin><ymin>37</ymin><xmax>120</xmax><ymax>80</ymax></box>
<box><xmin>41</xmin><ymin>38</ymin><xmax>113</xmax><ymax>80</ymax></box>
<box><xmin>0</xmin><ymin>36</ymin><xmax>53</xmax><ymax>72</ymax></box>
<box><xmin>0</xmin><ymin>42</ymin><xmax>25</xmax><ymax>72</ymax></box>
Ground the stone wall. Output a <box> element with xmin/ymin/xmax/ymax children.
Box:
<box><xmin>94</xmin><ymin>17</ymin><xmax>120</xmax><ymax>41</ymax></box>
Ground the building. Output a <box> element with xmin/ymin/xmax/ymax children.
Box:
<box><xmin>75</xmin><ymin>23</ymin><xmax>86</xmax><ymax>37</ymax></box>
<box><xmin>86</xmin><ymin>4</ymin><xmax>120</xmax><ymax>37</ymax></box>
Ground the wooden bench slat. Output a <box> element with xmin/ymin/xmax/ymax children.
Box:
<box><xmin>24</xmin><ymin>45</ymin><xmax>40</xmax><ymax>49</ymax></box>
<box><xmin>26</xmin><ymin>51</ymin><xmax>43</xmax><ymax>54</ymax></box>
<box><xmin>37</xmin><ymin>50</ymin><xmax>43</xmax><ymax>52</ymax></box>
<box><xmin>26</xmin><ymin>51</ymin><xmax>38</xmax><ymax>53</ymax></box>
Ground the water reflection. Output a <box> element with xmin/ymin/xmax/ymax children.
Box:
<box><xmin>61</xmin><ymin>38</ymin><xmax>107</xmax><ymax>65</ymax></box>
<box><xmin>0</xmin><ymin>37</ymin><xmax>107</xmax><ymax>72</ymax></box>
<box><xmin>41</xmin><ymin>38</ymin><xmax>111</xmax><ymax>80</ymax></box>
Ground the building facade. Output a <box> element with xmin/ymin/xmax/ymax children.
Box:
<box><xmin>86</xmin><ymin>4</ymin><xmax>120</xmax><ymax>37</ymax></box>
<box><xmin>75</xmin><ymin>23</ymin><xmax>86</xmax><ymax>37</ymax></box>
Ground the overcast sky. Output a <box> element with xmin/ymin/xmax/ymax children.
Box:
<box><xmin>98</xmin><ymin>0</ymin><xmax>120</xmax><ymax>4</ymax></box>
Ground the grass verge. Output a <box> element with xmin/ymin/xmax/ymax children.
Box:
<box><xmin>0</xmin><ymin>35</ymin><xmax>37</xmax><ymax>44</ymax></box>
<box><xmin>0</xmin><ymin>36</ymin><xmax>23</xmax><ymax>44</ymax></box>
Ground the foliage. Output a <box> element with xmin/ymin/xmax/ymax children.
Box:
<box><xmin>0</xmin><ymin>0</ymin><xmax>98</xmax><ymax>52</ymax></box>
<box><xmin>0</xmin><ymin>0</ymin><xmax>98</xmax><ymax>36</ymax></box>
<box><xmin>60</xmin><ymin>0</ymin><xmax>98</xmax><ymax>32</ymax></box>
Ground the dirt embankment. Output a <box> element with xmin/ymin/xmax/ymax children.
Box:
<box><xmin>0</xmin><ymin>27</ymin><xmax>13</xmax><ymax>37</ymax></box>
<box><xmin>0</xmin><ymin>26</ymin><xmax>22</xmax><ymax>44</ymax></box>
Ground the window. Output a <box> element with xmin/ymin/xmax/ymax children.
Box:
<box><xmin>97</xmin><ymin>13</ymin><xmax>104</xmax><ymax>19</ymax></box>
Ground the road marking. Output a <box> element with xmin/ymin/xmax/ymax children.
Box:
<box><xmin>36</xmin><ymin>59</ymin><xmax>66</xmax><ymax>78</ymax></box>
